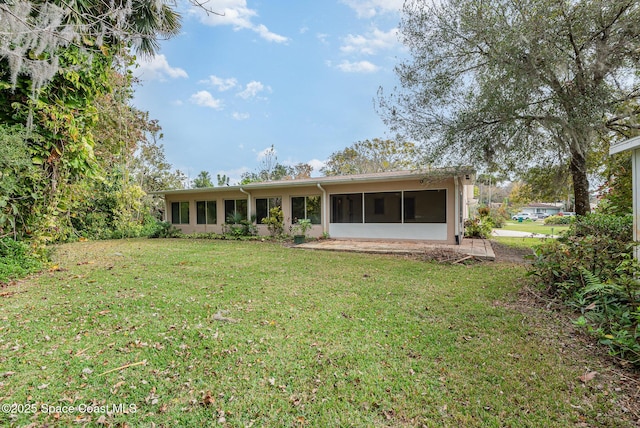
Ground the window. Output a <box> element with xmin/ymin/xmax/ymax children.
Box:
<box><xmin>403</xmin><ymin>190</ymin><xmax>446</xmax><ymax>223</ymax></box>
<box><xmin>364</xmin><ymin>192</ymin><xmax>401</xmax><ymax>223</ymax></box>
<box><xmin>196</xmin><ymin>201</ymin><xmax>217</xmax><ymax>224</ymax></box>
<box><xmin>331</xmin><ymin>193</ymin><xmax>363</xmax><ymax>223</ymax></box>
<box><xmin>224</xmin><ymin>199</ymin><xmax>248</xmax><ymax>223</ymax></box>
<box><xmin>171</xmin><ymin>201</ymin><xmax>190</xmax><ymax>224</ymax></box>
<box><xmin>291</xmin><ymin>195</ymin><xmax>321</xmax><ymax>224</ymax></box>
<box><xmin>256</xmin><ymin>197</ymin><xmax>282</xmax><ymax>224</ymax></box>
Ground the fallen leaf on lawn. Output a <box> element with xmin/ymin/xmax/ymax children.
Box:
<box><xmin>579</xmin><ymin>371</ymin><xmax>597</xmax><ymax>383</ymax></box>
<box><xmin>202</xmin><ymin>392</ymin><xmax>215</xmax><ymax>406</ymax></box>
<box><xmin>3</xmin><ymin>371</ymin><xmax>15</xmax><ymax>377</ymax></box>
<box><xmin>37</xmin><ymin>383</ymin><xmax>49</xmax><ymax>389</ymax></box>
<box><xmin>268</xmin><ymin>377</ymin><xmax>276</xmax><ymax>386</ymax></box>
<box><xmin>96</xmin><ymin>415</ymin><xmax>107</xmax><ymax>424</ymax></box>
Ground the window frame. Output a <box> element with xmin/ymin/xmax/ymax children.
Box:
<box><xmin>171</xmin><ymin>201</ymin><xmax>190</xmax><ymax>224</ymax></box>
<box><xmin>256</xmin><ymin>197</ymin><xmax>282</xmax><ymax>224</ymax></box>
<box><xmin>291</xmin><ymin>195</ymin><xmax>322</xmax><ymax>225</ymax></box>
<box><xmin>196</xmin><ymin>200</ymin><xmax>217</xmax><ymax>225</ymax></box>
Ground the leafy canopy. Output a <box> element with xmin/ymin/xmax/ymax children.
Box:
<box><xmin>380</xmin><ymin>0</ymin><xmax>640</xmax><ymax>214</ymax></box>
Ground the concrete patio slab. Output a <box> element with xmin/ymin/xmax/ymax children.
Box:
<box><xmin>295</xmin><ymin>238</ymin><xmax>495</xmax><ymax>261</ymax></box>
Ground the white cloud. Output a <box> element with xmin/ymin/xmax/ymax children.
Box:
<box><xmin>307</xmin><ymin>159</ymin><xmax>326</xmax><ymax>174</ymax></box>
<box><xmin>237</xmin><ymin>81</ymin><xmax>268</xmax><ymax>99</ymax></box>
<box><xmin>336</xmin><ymin>60</ymin><xmax>380</xmax><ymax>73</ymax></box>
<box><xmin>200</xmin><ymin>75</ymin><xmax>238</xmax><ymax>91</ymax></box>
<box><xmin>135</xmin><ymin>54</ymin><xmax>188</xmax><ymax>81</ymax></box>
<box><xmin>317</xmin><ymin>33</ymin><xmax>330</xmax><ymax>45</ymax></box>
<box><xmin>254</xmin><ymin>24</ymin><xmax>289</xmax><ymax>43</ymax></box>
<box><xmin>341</xmin><ymin>27</ymin><xmax>399</xmax><ymax>55</ymax></box>
<box><xmin>341</xmin><ymin>0</ymin><xmax>403</xmax><ymax>18</ymax></box>
<box><xmin>232</xmin><ymin>112</ymin><xmax>250</xmax><ymax>120</ymax></box>
<box><xmin>190</xmin><ymin>91</ymin><xmax>224</xmax><ymax>109</ymax></box>
<box><xmin>191</xmin><ymin>0</ymin><xmax>288</xmax><ymax>44</ymax></box>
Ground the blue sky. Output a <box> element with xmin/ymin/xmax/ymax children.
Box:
<box><xmin>133</xmin><ymin>0</ymin><xmax>405</xmax><ymax>185</ymax></box>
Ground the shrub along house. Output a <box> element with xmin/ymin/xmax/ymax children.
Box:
<box><xmin>156</xmin><ymin>169</ymin><xmax>476</xmax><ymax>244</ymax></box>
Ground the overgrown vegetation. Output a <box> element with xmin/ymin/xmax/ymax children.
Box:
<box><xmin>544</xmin><ymin>215</ymin><xmax>574</xmax><ymax>225</ymax></box>
<box><xmin>0</xmin><ymin>238</ymin><xmax>42</xmax><ymax>283</ymax></box>
<box><xmin>530</xmin><ymin>214</ymin><xmax>639</xmax><ymax>365</ymax></box>
<box><xmin>261</xmin><ymin>206</ymin><xmax>285</xmax><ymax>237</ymax></box>
<box><xmin>464</xmin><ymin>206</ymin><xmax>504</xmax><ymax>238</ymax></box>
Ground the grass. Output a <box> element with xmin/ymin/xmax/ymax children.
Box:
<box><xmin>0</xmin><ymin>239</ymin><xmax>634</xmax><ymax>427</ymax></box>
<box><xmin>491</xmin><ymin>236</ymin><xmax>548</xmax><ymax>250</ymax></box>
<box><xmin>501</xmin><ymin>221</ymin><xmax>569</xmax><ymax>235</ymax></box>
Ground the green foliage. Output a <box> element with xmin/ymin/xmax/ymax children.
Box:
<box><xmin>192</xmin><ymin>171</ymin><xmax>214</xmax><ymax>188</ymax></box>
<box><xmin>321</xmin><ymin>139</ymin><xmax>420</xmax><ymax>176</ymax></box>
<box><xmin>148</xmin><ymin>221</ymin><xmax>183</xmax><ymax>239</ymax></box>
<box><xmin>464</xmin><ymin>208</ymin><xmax>497</xmax><ymax>238</ymax></box>
<box><xmin>544</xmin><ymin>215</ymin><xmax>573</xmax><ymax>225</ymax></box>
<box><xmin>596</xmin><ymin>152</ymin><xmax>633</xmax><ymax>216</ymax></box>
<box><xmin>530</xmin><ymin>213</ymin><xmax>639</xmax><ymax>365</ymax></box>
<box><xmin>0</xmin><ymin>125</ymin><xmax>46</xmax><ymax>239</ymax></box>
<box><xmin>464</xmin><ymin>218</ymin><xmax>492</xmax><ymax>238</ymax></box>
<box><xmin>262</xmin><ymin>206</ymin><xmax>284</xmax><ymax>237</ymax></box>
<box><xmin>0</xmin><ymin>238</ymin><xmax>42</xmax><ymax>283</ymax></box>
<box><xmin>381</xmin><ymin>0</ymin><xmax>640</xmax><ymax>215</ymax></box>
<box><xmin>224</xmin><ymin>214</ymin><xmax>257</xmax><ymax>238</ymax></box>
<box><xmin>292</xmin><ymin>218</ymin><xmax>312</xmax><ymax>236</ymax></box>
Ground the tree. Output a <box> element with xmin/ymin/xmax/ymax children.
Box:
<box><xmin>321</xmin><ymin>139</ymin><xmax>420</xmax><ymax>176</ymax></box>
<box><xmin>193</xmin><ymin>171</ymin><xmax>214</xmax><ymax>188</ymax></box>
<box><xmin>379</xmin><ymin>0</ymin><xmax>640</xmax><ymax>215</ymax></box>
<box><xmin>0</xmin><ymin>0</ymin><xmax>182</xmax><ymax>93</ymax></box>
<box><xmin>519</xmin><ymin>165</ymin><xmax>573</xmax><ymax>203</ymax></box>
<box><xmin>217</xmin><ymin>174</ymin><xmax>230</xmax><ymax>186</ymax></box>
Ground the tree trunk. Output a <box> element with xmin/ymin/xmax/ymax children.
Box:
<box><xmin>569</xmin><ymin>149</ymin><xmax>591</xmax><ymax>215</ymax></box>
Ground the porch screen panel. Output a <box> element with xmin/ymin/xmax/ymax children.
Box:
<box><xmin>331</xmin><ymin>193</ymin><xmax>363</xmax><ymax>223</ymax></box>
<box><xmin>403</xmin><ymin>190</ymin><xmax>446</xmax><ymax>223</ymax></box>
<box><xmin>364</xmin><ymin>192</ymin><xmax>401</xmax><ymax>223</ymax></box>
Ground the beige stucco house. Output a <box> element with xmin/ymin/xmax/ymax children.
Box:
<box><xmin>157</xmin><ymin>169</ymin><xmax>475</xmax><ymax>245</ymax></box>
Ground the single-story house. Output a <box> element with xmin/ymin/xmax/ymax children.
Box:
<box><xmin>521</xmin><ymin>203</ymin><xmax>563</xmax><ymax>217</ymax></box>
<box><xmin>155</xmin><ymin>169</ymin><xmax>475</xmax><ymax>245</ymax></box>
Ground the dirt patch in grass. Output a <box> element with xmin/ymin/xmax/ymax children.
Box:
<box><xmin>490</xmin><ymin>240</ymin><xmax>535</xmax><ymax>264</ymax></box>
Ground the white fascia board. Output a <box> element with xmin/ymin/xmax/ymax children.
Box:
<box><xmin>610</xmin><ymin>136</ymin><xmax>640</xmax><ymax>155</ymax></box>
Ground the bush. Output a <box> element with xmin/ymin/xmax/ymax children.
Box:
<box><xmin>529</xmin><ymin>213</ymin><xmax>639</xmax><ymax>365</ymax></box>
<box><xmin>464</xmin><ymin>218</ymin><xmax>492</xmax><ymax>238</ymax></box>
<box><xmin>544</xmin><ymin>215</ymin><xmax>573</xmax><ymax>225</ymax></box>
<box><xmin>262</xmin><ymin>206</ymin><xmax>284</xmax><ymax>237</ymax></box>
<box><xmin>148</xmin><ymin>221</ymin><xmax>183</xmax><ymax>238</ymax></box>
<box><xmin>0</xmin><ymin>238</ymin><xmax>42</xmax><ymax>283</ymax></box>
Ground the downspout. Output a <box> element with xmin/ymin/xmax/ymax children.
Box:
<box><xmin>454</xmin><ymin>177</ymin><xmax>461</xmax><ymax>245</ymax></box>
<box><xmin>239</xmin><ymin>187</ymin><xmax>251</xmax><ymax>221</ymax></box>
<box><xmin>317</xmin><ymin>183</ymin><xmax>327</xmax><ymax>235</ymax></box>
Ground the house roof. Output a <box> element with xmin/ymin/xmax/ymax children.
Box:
<box><xmin>153</xmin><ymin>167</ymin><xmax>476</xmax><ymax>196</ymax></box>
<box><xmin>525</xmin><ymin>203</ymin><xmax>562</xmax><ymax>209</ymax></box>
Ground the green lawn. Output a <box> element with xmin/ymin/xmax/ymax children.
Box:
<box><xmin>501</xmin><ymin>221</ymin><xmax>570</xmax><ymax>235</ymax></box>
<box><xmin>0</xmin><ymin>239</ymin><xmax>633</xmax><ymax>427</ymax></box>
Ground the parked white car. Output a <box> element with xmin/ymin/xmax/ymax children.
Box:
<box><xmin>511</xmin><ymin>212</ymin><xmax>533</xmax><ymax>221</ymax></box>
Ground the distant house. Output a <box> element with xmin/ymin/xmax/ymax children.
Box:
<box><xmin>155</xmin><ymin>169</ymin><xmax>475</xmax><ymax>244</ymax></box>
<box><xmin>521</xmin><ymin>203</ymin><xmax>563</xmax><ymax>217</ymax></box>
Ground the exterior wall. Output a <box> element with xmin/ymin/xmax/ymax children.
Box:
<box><xmin>163</xmin><ymin>176</ymin><xmax>464</xmax><ymax>244</ymax></box>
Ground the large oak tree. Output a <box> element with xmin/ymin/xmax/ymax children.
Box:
<box><xmin>379</xmin><ymin>0</ymin><xmax>640</xmax><ymax>215</ymax></box>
